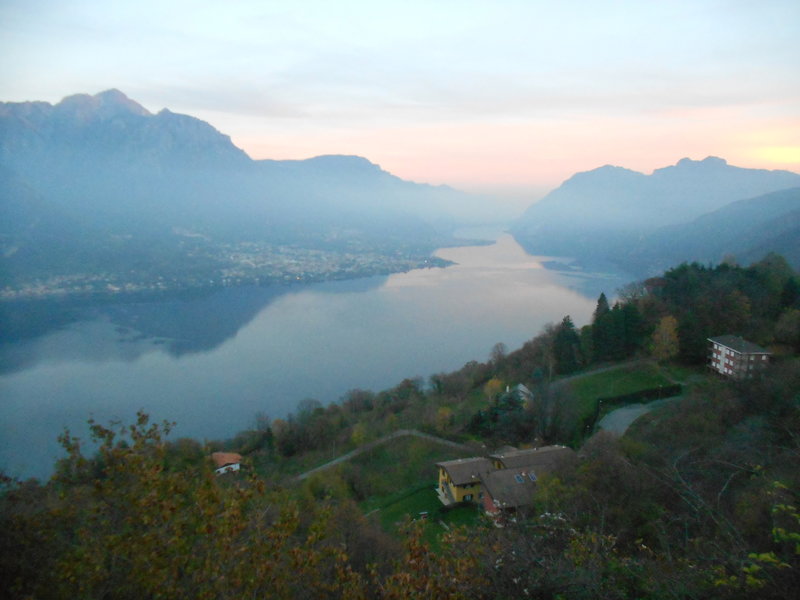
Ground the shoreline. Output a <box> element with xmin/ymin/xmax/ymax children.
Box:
<box><xmin>0</xmin><ymin>255</ymin><xmax>455</xmax><ymax>305</ymax></box>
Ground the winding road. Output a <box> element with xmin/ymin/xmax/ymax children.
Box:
<box><xmin>296</xmin><ymin>429</ymin><xmax>474</xmax><ymax>480</ymax></box>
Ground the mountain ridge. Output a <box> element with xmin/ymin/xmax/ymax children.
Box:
<box><xmin>0</xmin><ymin>90</ymin><xmax>493</xmax><ymax>298</ymax></box>
<box><xmin>511</xmin><ymin>156</ymin><xmax>800</xmax><ymax>275</ymax></box>
<box><xmin>616</xmin><ymin>187</ymin><xmax>800</xmax><ymax>275</ymax></box>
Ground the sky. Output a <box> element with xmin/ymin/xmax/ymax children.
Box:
<box><xmin>1</xmin><ymin>0</ymin><xmax>798</xmax><ymax>204</ymax></box>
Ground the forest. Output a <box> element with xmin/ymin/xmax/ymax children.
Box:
<box><xmin>2</xmin><ymin>254</ymin><xmax>799</xmax><ymax>599</ymax></box>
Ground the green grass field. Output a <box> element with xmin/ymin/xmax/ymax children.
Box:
<box><xmin>567</xmin><ymin>362</ymin><xmax>675</xmax><ymax>420</ymax></box>
<box><xmin>350</xmin><ymin>435</ymin><xmax>473</xmax><ymax>499</ymax></box>
<box><xmin>367</xmin><ymin>484</ymin><xmax>484</xmax><ymax>544</ymax></box>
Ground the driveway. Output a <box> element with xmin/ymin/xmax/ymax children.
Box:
<box><xmin>596</xmin><ymin>397</ymin><xmax>679</xmax><ymax>435</ymax></box>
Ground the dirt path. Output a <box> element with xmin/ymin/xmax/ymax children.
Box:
<box><xmin>296</xmin><ymin>429</ymin><xmax>474</xmax><ymax>481</ymax></box>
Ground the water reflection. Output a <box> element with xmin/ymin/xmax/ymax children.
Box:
<box><xmin>0</xmin><ymin>235</ymin><xmax>629</xmax><ymax>480</ymax></box>
<box><xmin>0</xmin><ymin>279</ymin><xmax>388</xmax><ymax>375</ymax></box>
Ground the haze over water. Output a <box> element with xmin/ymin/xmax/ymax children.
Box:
<box><xmin>0</xmin><ymin>234</ymin><xmax>625</xmax><ymax>479</ymax></box>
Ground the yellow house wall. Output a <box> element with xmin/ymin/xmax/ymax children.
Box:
<box><xmin>438</xmin><ymin>467</ymin><xmax>482</xmax><ymax>503</ymax></box>
<box><xmin>452</xmin><ymin>481</ymin><xmax>481</xmax><ymax>502</ymax></box>
<box><xmin>438</xmin><ymin>468</ymin><xmax>448</xmax><ymax>489</ymax></box>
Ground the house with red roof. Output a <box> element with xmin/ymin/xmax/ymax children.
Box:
<box><xmin>211</xmin><ymin>452</ymin><xmax>242</xmax><ymax>475</ymax></box>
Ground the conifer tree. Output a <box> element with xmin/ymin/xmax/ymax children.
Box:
<box><xmin>553</xmin><ymin>315</ymin><xmax>581</xmax><ymax>374</ymax></box>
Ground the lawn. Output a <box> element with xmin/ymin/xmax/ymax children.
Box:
<box><xmin>371</xmin><ymin>484</ymin><xmax>441</xmax><ymax>528</ymax></box>
<box><xmin>660</xmin><ymin>362</ymin><xmax>705</xmax><ymax>384</ymax></box>
<box><xmin>367</xmin><ymin>484</ymin><xmax>484</xmax><ymax>544</ymax></box>
<box><xmin>350</xmin><ymin>435</ymin><xmax>473</xmax><ymax>499</ymax></box>
<box><xmin>343</xmin><ymin>434</ymin><xmax>485</xmax><ymax>542</ymax></box>
<box><xmin>567</xmin><ymin>362</ymin><xmax>674</xmax><ymax>420</ymax></box>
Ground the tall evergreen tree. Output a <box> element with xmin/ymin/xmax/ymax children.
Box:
<box><xmin>781</xmin><ymin>277</ymin><xmax>800</xmax><ymax>309</ymax></box>
<box><xmin>593</xmin><ymin>292</ymin><xmax>610</xmax><ymax>323</ymax></box>
<box><xmin>591</xmin><ymin>293</ymin><xmax>612</xmax><ymax>362</ymax></box>
<box><xmin>606</xmin><ymin>305</ymin><xmax>627</xmax><ymax>360</ymax></box>
<box><xmin>553</xmin><ymin>315</ymin><xmax>581</xmax><ymax>374</ymax></box>
<box><xmin>621</xmin><ymin>302</ymin><xmax>645</xmax><ymax>356</ymax></box>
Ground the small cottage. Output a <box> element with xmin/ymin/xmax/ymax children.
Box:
<box><xmin>211</xmin><ymin>451</ymin><xmax>242</xmax><ymax>475</ymax></box>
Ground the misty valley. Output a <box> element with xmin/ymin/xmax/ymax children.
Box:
<box><xmin>2</xmin><ymin>90</ymin><xmax>799</xmax><ymax>479</ymax></box>
<box><xmin>2</xmin><ymin>89</ymin><xmax>800</xmax><ymax>599</ymax></box>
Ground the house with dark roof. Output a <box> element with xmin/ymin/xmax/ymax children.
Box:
<box><xmin>488</xmin><ymin>445</ymin><xmax>574</xmax><ymax>470</ymax></box>
<box><xmin>503</xmin><ymin>383</ymin><xmax>534</xmax><ymax>405</ymax></box>
<box><xmin>435</xmin><ymin>457</ymin><xmax>493</xmax><ymax>505</ymax></box>
<box><xmin>708</xmin><ymin>335</ymin><xmax>771</xmax><ymax>379</ymax></box>
<box><xmin>480</xmin><ymin>467</ymin><xmax>540</xmax><ymax>514</ymax></box>
<box><xmin>435</xmin><ymin>445</ymin><xmax>575</xmax><ymax>512</ymax></box>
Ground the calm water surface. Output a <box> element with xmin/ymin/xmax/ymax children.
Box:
<box><xmin>0</xmin><ymin>234</ymin><xmax>626</xmax><ymax>479</ymax></box>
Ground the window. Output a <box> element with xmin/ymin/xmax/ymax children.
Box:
<box><xmin>514</xmin><ymin>474</ymin><xmax>524</xmax><ymax>484</ymax></box>
<box><xmin>528</xmin><ymin>472</ymin><xmax>537</xmax><ymax>482</ymax></box>
<box><xmin>464</xmin><ymin>494</ymin><xmax>473</xmax><ymax>501</ymax></box>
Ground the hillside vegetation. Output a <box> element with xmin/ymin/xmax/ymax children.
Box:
<box><xmin>2</xmin><ymin>254</ymin><xmax>799</xmax><ymax>599</ymax></box>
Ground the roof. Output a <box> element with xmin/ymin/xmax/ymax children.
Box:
<box><xmin>488</xmin><ymin>445</ymin><xmax>575</xmax><ymax>470</ymax></box>
<box><xmin>435</xmin><ymin>457</ymin><xmax>493</xmax><ymax>486</ymax></box>
<box><xmin>514</xmin><ymin>383</ymin><xmax>533</xmax><ymax>397</ymax></box>
<box><xmin>708</xmin><ymin>335</ymin><xmax>770</xmax><ymax>355</ymax></box>
<box><xmin>482</xmin><ymin>467</ymin><xmax>539</xmax><ymax>509</ymax></box>
<box><xmin>211</xmin><ymin>452</ymin><xmax>242</xmax><ymax>468</ymax></box>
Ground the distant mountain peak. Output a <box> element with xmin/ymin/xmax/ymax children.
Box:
<box><xmin>674</xmin><ymin>156</ymin><xmax>728</xmax><ymax>169</ymax></box>
<box><xmin>562</xmin><ymin>163</ymin><xmax>645</xmax><ymax>188</ymax></box>
<box><xmin>512</xmin><ymin>155</ymin><xmax>800</xmax><ymax>261</ymax></box>
<box><xmin>305</xmin><ymin>154</ymin><xmax>382</xmax><ymax>171</ymax></box>
<box><xmin>0</xmin><ymin>89</ymin><xmax>250</xmax><ymax>169</ymax></box>
<box><xmin>56</xmin><ymin>89</ymin><xmax>151</xmax><ymax>119</ymax></box>
<box><xmin>95</xmin><ymin>88</ymin><xmax>147</xmax><ymax>110</ymax></box>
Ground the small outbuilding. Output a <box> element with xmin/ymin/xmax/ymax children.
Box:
<box><xmin>211</xmin><ymin>452</ymin><xmax>242</xmax><ymax>475</ymax></box>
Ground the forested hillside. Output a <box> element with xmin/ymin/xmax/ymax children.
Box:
<box><xmin>2</xmin><ymin>254</ymin><xmax>799</xmax><ymax>599</ymax></box>
<box><xmin>511</xmin><ymin>157</ymin><xmax>800</xmax><ymax>277</ymax></box>
<box><xmin>616</xmin><ymin>187</ymin><xmax>800</xmax><ymax>276</ymax></box>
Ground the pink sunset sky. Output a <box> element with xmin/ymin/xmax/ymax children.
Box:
<box><xmin>1</xmin><ymin>0</ymin><xmax>798</xmax><ymax>205</ymax></box>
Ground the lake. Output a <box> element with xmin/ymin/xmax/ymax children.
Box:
<box><xmin>0</xmin><ymin>233</ymin><xmax>628</xmax><ymax>479</ymax></box>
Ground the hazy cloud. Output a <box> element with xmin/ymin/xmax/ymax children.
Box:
<box><xmin>1</xmin><ymin>0</ymin><xmax>798</xmax><ymax>190</ymax></box>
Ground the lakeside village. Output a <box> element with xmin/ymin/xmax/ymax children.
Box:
<box><xmin>0</xmin><ymin>241</ymin><xmax>450</xmax><ymax>301</ymax></box>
